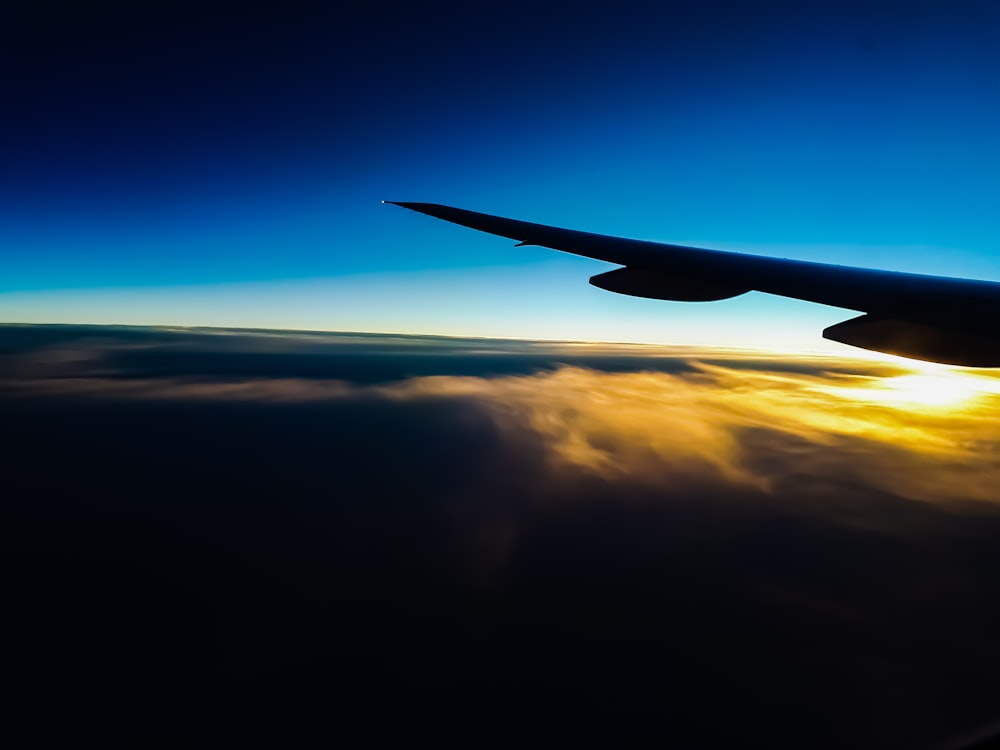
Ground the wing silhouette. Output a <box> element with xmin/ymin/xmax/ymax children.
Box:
<box><xmin>387</xmin><ymin>202</ymin><xmax>1000</xmax><ymax>367</ymax></box>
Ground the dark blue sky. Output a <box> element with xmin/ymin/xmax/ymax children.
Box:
<box><xmin>4</xmin><ymin>0</ymin><xmax>1000</xmax><ymax>349</ymax></box>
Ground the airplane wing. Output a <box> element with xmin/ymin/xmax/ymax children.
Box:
<box><xmin>386</xmin><ymin>201</ymin><xmax>1000</xmax><ymax>367</ymax></box>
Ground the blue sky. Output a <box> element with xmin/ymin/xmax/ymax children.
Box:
<box><xmin>3</xmin><ymin>1</ymin><xmax>1000</xmax><ymax>351</ymax></box>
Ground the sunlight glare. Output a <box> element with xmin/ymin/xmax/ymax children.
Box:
<box><xmin>876</xmin><ymin>373</ymin><xmax>983</xmax><ymax>407</ymax></box>
<box><xmin>819</xmin><ymin>365</ymin><xmax>1000</xmax><ymax>410</ymax></box>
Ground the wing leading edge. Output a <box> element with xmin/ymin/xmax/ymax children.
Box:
<box><xmin>386</xmin><ymin>201</ymin><xmax>1000</xmax><ymax>366</ymax></box>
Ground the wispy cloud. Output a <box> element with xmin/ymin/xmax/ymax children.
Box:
<box><xmin>7</xmin><ymin>326</ymin><xmax>1000</xmax><ymax>747</ymax></box>
<box><xmin>6</xmin><ymin>329</ymin><xmax>1000</xmax><ymax>513</ymax></box>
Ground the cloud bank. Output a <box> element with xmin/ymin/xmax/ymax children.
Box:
<box><xmin>6</xmin><ymin>325</ymin><xmax>1000</xmax><ymax>511</ymax></box>
<box><xmin>4</xmin><ymin>324</ymin><xmax>1000</xmax><ymax>747</ymax></box>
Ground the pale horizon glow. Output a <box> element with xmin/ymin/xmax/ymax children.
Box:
<box><xmin>0</xmin><ymin>262</ymin><xmax>856</xmax><ymax>355</ymax></box>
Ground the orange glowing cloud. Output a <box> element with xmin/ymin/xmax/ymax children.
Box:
<box><xmin>7</xmin><ymin>343</ymin><xmax>1000</xmax><ymax>515</ymax></box>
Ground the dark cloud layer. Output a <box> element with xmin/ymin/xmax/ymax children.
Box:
<box><xmin>4</xmin><ymin>324</ymin><xmax>1000</xmax><ymax>747</ymax></box>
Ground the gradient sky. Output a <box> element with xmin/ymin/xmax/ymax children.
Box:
<box><xmin>4</xmin><ymin>1</ymin><xmax>1000</xmax><ymax>351</ymax></box>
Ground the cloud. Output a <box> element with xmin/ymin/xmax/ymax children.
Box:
<box><xmin>7</xmin><ymin>324</ymin><xmax>1000</xmax><ymax>747</ymax></box>
<box><xmin>6</xmin><ymin>338</ymin><xmax>1000</xmax><ymax>512</ymax></box>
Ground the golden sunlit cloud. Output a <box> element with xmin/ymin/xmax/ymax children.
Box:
<box><xmin>7</xmin><ymin>344</ymin><xmax>1000</xmax><ymax>518</ymax></box>
<box><xmin>815</xmin><ymin>361</ymin><xmax>1000</xmax><ymax>409</ymax></box>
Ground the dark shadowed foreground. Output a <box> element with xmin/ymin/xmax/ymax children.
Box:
<box><xmin>5</xmin><ymin>324</ymin><xmax>1000</xmax><ymax>747</ymax></box>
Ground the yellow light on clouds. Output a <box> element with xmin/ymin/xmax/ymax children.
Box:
<box><xmin>817</xmin><ymin>363</ymin><xmax>1000</xmax><ymax>410</ymax></box>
